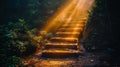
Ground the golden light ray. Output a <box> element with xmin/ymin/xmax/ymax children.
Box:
<box><xmin>39</xmin><ymin>0</ymin><xmax>95</xmax><ymax>39</ymax></box>
<box><xmin>40</xmin><ymin>0</ymin><xmax>78</xmax><ymax>32</ymax></box>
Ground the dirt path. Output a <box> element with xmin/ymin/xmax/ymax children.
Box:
<box><xmin>23</xmin><ymin>50</ymin><xmax>107</xmax><ymax>67</ymax></box>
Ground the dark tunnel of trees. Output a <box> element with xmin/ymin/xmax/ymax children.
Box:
<box><xmin>0</xmin><ymin>0</ymin><xmax>120</xmax><ymax>66</ymax></box>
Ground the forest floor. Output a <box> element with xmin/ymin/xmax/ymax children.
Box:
<box><xmin>23</xmin><ymin>50</ymin><xmax>109</xmax><ymax>67</ymax></box>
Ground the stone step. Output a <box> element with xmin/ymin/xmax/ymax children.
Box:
<box><xmin>71</xmin><ymin>18</ymin><xmax>87</xmax><ymax>21</ymax></box>
<box><xmin>41</xmin><ymin>49</ymin><xmax>80</xmax><ymax>58</ymax></box>
<box><xmin>71</xmin><ymin>20</ymin><xmax>86</xmax><ymax>22</ymax></box>
<box><xmin>58</xmin><ymin>28</ymin><xmax>82</xmax><ymax>32</ymax></box>
<box><xmin>51</xmin><ymin>37</ymin><xmax>78</xmax><ymax>40</ymax></box>
<box><xmin>50</xmin><ymin>37</ymin><xmax>78</xmax><ymax>43</ymax></box>
<box><xmin>55</xmin><ymin>32</ymin><xmax>80</xmax><ymax>38</ymax></box>
<box><xmin>57</xmin><ymin>30</ymin><xmax>81</xmax><ymax>32</ymax></box>
<box><xmin>63</xmin><ymin>23</ymin><xmax>85</xmax><ymax>26</ymax></box>
<box><xmin>61</xmin><ymin>25</ymin><xmax>84</xmax><ymax>28</ymax></box>
<box><xmin>44</xmin><ymin>42</ymin><xmax>78</xmax><ymax>50</ymax></box>
<box><xmin>56</xmin><ymin>32</ymin><xmax>80</xmax><ymax>35</ymax></box>
<box><xmin>59</xmin><ymin>28</ymin><xmax>83</xmax><ymax>30</ymax></box>
<box><xmin>55</xmin><ymin>34</ymin><xmax>80</xmax><ymax>37</ymax></box>
<box><xmin>64</xmin><ymin>22</ymin><xmax>85</xmax><ymax>25</ymax></box>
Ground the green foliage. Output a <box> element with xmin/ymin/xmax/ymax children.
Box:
<box><xmin>0</xmin><ymin>19</ymin><xmax>38</xmax><ymax>66</ymax></box>
<box><xmin>0</xmin><ymin>0</ymin><xmax>68</xmax><ymax>66</ymax></box>
<box><xmin>0</xmin><ymin>55</ymin><xmax>23</xmax><ymax>67</ymax></box>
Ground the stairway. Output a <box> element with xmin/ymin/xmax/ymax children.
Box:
<box><xmin>41</xmin><ymin>19</ymin><xmax>86</xmax><ymax>58</ymax></box>
<box><xmin>39</xmin><ymin>0</ymin><xmax>95</xmax><ymax>58</ymax></box>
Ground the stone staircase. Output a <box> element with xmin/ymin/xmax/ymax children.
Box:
<box><xmin>41</xmin><ymin>19</ymin><xmax>86</xmax><ymax>58</ymax></box>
